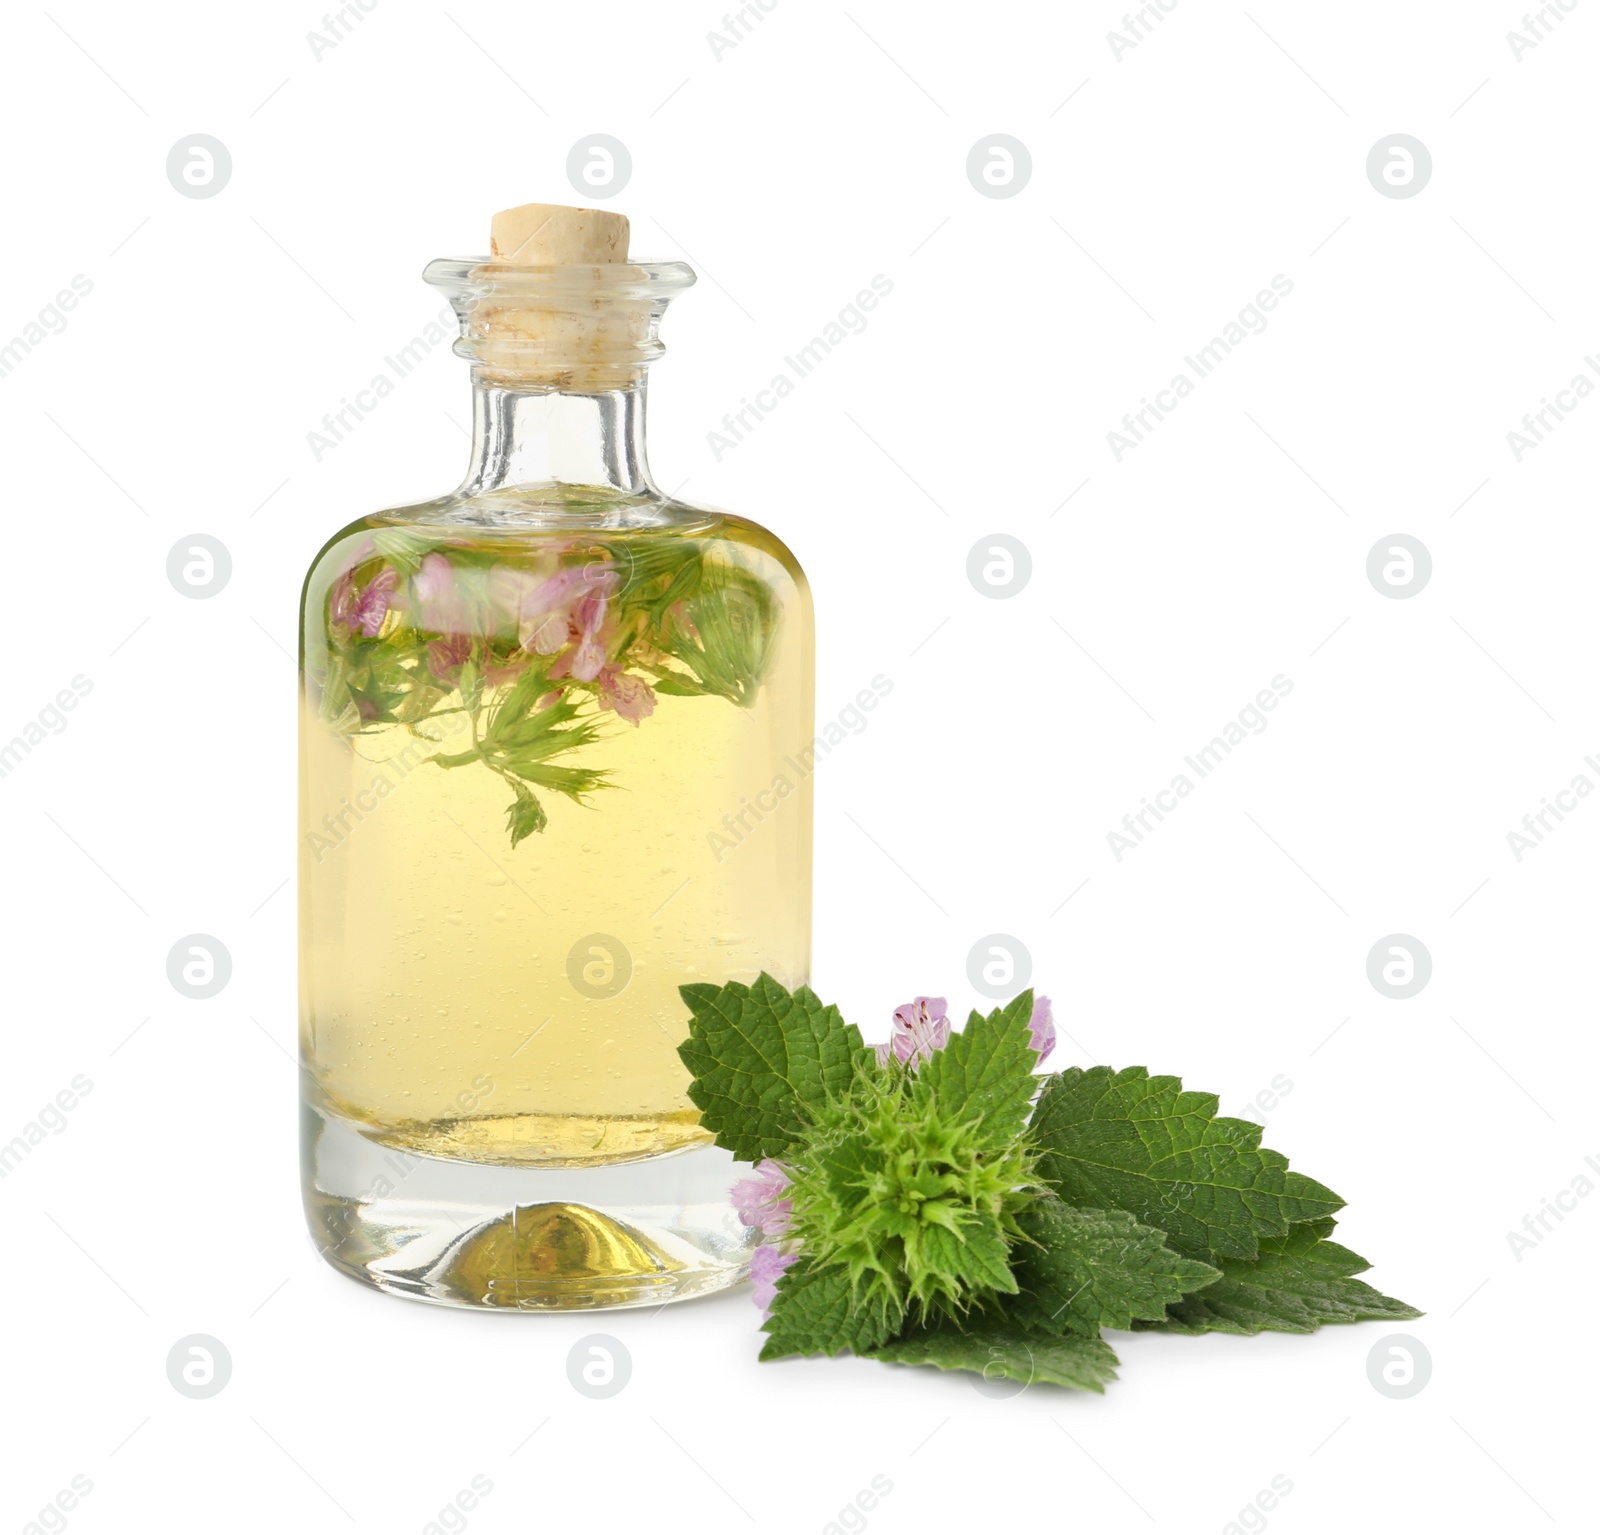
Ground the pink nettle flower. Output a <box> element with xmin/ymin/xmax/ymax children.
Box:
<box><xmin>595</xmin><ymin>663</ymin><xmax>656</xmax><ymax>725</ymax></box>
<box><xmin>731</xmin><ymin>1159</ymin><xmax>793</xmax><ymax>1237</ymax></box>
<box><xmin>517</xmin><ymin>568</ymin><xmax>592</xmax><ymax>655</ymax></box>
<box><xmin>426</xmin><ymin>632</ymin><xmax>471</xmax><ymax>682</ymax></box>
<box><xmin>566</xmin><ymin>581</ymin><xmax>614</xmax><ymax>681</ymax></box>
<box><xmin>1028</xmin><ymin>994</ymin><xmax>1056</xmax><ymax>1064</ymax></box>
<box><xmin>530</xmin><ymin>567</ymin><xmax>614</xmax><ymax>645</ymax></box>
<box><xmin>516</xmin><ymin>565</ymin><xmax>620</xmax><ymax>683</ymax></box>
<box><xmin>331</xmin><ymin>564</ymin><xmax>400</xmax><ymax>638</ymax></box>
<box><xmin>525</xmin><ymin>611</ymin><xmax>569</xmax><ymax>655</ymax></box>
<box><xmin>411</xmin><ymin>552</ymin><xmax>470</xmax><ymax>637</ymax></box>
<box><xmin>874</xmin><ymin>995</ymin><xmax>951</xmax><ymax>1069</ymax></box>
<box><xmin>748</xmin><ymin>1244</ymin><xmax>799</xmax><ymax>1316</ymax></box>
<box><xmin>485</xmin><ymin>564</ymin><xmax>550</xmax><ymax>643</ymax></box>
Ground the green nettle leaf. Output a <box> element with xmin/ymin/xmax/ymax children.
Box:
<box><xmin>325</xmin><ymin>696</ymin><xmax>363</xmax><ymax>735</ymax></box>
<box><xmin>435</xmin><ymin>685</ymin><xmax>608</xmax><ymax>811</ymax></box>
<box><xmin>392</xmin><ymin>680</ymin><xmax>448</xmax><ymax>724</ymax></box>
<box><xmin>317</xmin><ymin>655</ymin><xmax>354</xmax><ymax>721</ymax></box>
<box><xmin>759</xmin><ymin>1259</ymin><xmax>899</xmax><ymax>1361</ymax></box>
<box><xmin>646</xmin><ymin>556</ymin><xmax>706</xmax><ymax>624</ymax></box>
<box><xmin>343</xmin><ymin>661</ymin><xmax>410</xmax><ymax>725</ymax></box>
<box><xmin>607</xmin><ymin>534</ymin><xmax>707</xmax><ymax>627</ymax></box>
<box><xmin>603</xmin><ymin>535</ymin><xmax>704</xmax><ymax>614</ymax></box>
<box><xmin>659</xmin><ymin>565</ymin><xmax>776</xmax><ymax>707</ymax></box>
<box><xmin>1008</xmin><ymin>1197</ymin><xmax>1221</xmax><ymax>1336</ymax></box>
<box><xmin>918</xmin><ymin>1220</ymin><xmax>1017</xmax><ymax>1297</ymax></box>
<box><xmin>868</xmin><ymin>1321</ymin><xmax>1121</xmax><ymax>1394</ymax></box>
<box><xmin>495</xmin><ymin>702</ymin><xmax>601</xmax><ymax>759</ymax></box>
<box><xmin>1031</xmin><ymin>1066</ymin><xmax>1344</xmax><ymax>1263</ymax></box>
<box><xmin>484</xmin><ymin>666</ymin><xmax>557</xmax><ymax>743</ymax></box>
<box><xmin>649</xmin><ymin>673</ymin><xmax>712</xmax><ymax>697</ymax></box>
<box><xmin>676</xmin><ymin>975</ymin><xmax>873</xmax><ymax>1162</ymax></box>
<box><xmin>504</xmin><ymin>783</ymin><xmax>548</xmax><ymax>848</ymax></box>
<box><xmin>1136</xmin><ymin>1219</ymin><xmax>1422</xmax><ymax>1336</ymax></box>
<box><xmin>315</xmin><ymin>660</ymin><xmax>363</xmax><ymax>736</ymax></box>
<box><xmin>913</xmin><ymin>990</ymin><xmax>1040</xmax><ymax>1150</ymax></box>
<box><xmin>371</xmin><ymin>528</ymin><xmax>446</xmax><ymax>576</ymax></box>
<box><xmin>504</xmin><ymin>761</ymin><xmax>609</xmax><ymax>800</ymax></box>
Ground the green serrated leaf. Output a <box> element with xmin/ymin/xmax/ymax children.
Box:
<box><xmin>316</xmin><ymin>655</ymin><xmax>352</xmax><ymax>719</ymax></box>
<box><xmin>392</xmin><ymin>680</ymin><xmax>447</xmax><ymax>724</ymax></box>
<box><xmin>867</xmin><ymin>1320</ymin><xmax>1120</xmax><ymax>1393</ymax></box>
<box><xmin>914</xmin><ymin>990</ymin><xmax>1040</xmax><ymax>1150</ymax></box>
<box><xmin>372</xmin><ymin>528</ymin><xmax>446</xmax><ymax>577</ymax></box>
<box><xmin>1009</xmin><ymin>1197</ymin><xmax>1221</xmax><ymax>1336</ymax></box>
<box><xmin>760</xmin><ymin>1259</ymin><xmax>899</xmax><ymax>1360</ymax></box>
<box><xmin>603</xmin><ymin>534</ymin><xmax>703</xmax><ymax>611</ymax></box>
<box><xmin>1031</xmin><ymin>1066</ymin><xmax>1344</xmax><ymax>1263</ymax></box>
<box><xmin>342</xmin><ymin>661</ymin><xmax>410</xmax><ymax>725</ymax></box>
<box><xmin>1135</xmin><ymin>1220</ymin><xmax>1422</xmax><ymax>1335</ymax></box>
<box><xmin>494</xmin><ymin>700</ymin><xmax>591</xmax><ymax>752</ymax></box>
<box><xmin>648</xmin><ymin>562</ymin><xmax>704</xmax><ymax>623</ymax></box>
<box><xmin>661</xmin><ymin>564</ymin><xmax>776</xmax><ymax>707</ymax></box>
<box><xmin>649</xmin><ymin>672</ymin><xmax>713</xmax><ymax>698</ymax></box>
<box><xmin>919</xmin><ymin>1219</ymin><xmax>1018</xmax><ymax>1298</ymax></box>
<box><xmin>325</xmin><ymin>698</ymin><xmax>363</xmax><ymax>736</ymax></box>
<box><xmin>676</xmin><ymin>975</ymin><xmax>872</xmax><ymax>1162</ymax></box>
<box><xmin>315</xmin><ymin>660</ymin><xmax>363</xmax><ymax>735</ymax></box>
<box><xmin>484</xmin><ymin>665</ymin><xmax>553</xmax><ymax>741</ymax></box>
<box><xmin>504</xmin><ymin>784</ymin><xmax>547</xmax><ymax>847</ymax></box>
<box><xmin>503</xmin><ymin>761</ymin><xmax>609</xmax><ymax>800</ymax></box>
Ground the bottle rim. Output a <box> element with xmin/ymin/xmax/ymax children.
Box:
<box><xmin>422</xmin><ymin>257</ymin><xmax>697</xmax><ymax>301</ymax></box>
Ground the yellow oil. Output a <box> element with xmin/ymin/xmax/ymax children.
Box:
<box><xmin>299</xmin><ymin>517</ymin><xmax>812</xmax><ymax>1167</ymax></box>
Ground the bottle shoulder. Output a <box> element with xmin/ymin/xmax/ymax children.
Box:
<box><xmin>670</xmin><ymin>504</ymin><xmax>809</xmax><ymax>594</ymax></box>
<box><xmin>302</xmin><ymin>491</ymin><xmax>808</xmax><ymax>607</ymax></box>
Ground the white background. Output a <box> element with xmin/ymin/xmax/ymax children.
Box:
<box><xmin>2</xmin><ymin>3</ymin><xmax>1595</xmax><ymax>1531</ymax></box>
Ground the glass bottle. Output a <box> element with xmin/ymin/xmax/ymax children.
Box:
<box><xmin>298</xmin><ymin>204</ymin><xmax>813</xmax><ymax>1309</ymax></box>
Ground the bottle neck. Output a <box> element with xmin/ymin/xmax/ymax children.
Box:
<box><xmin>456</xmin><ymin>378</ymin><xmax>655</xmax><ymax>500</ymax></box>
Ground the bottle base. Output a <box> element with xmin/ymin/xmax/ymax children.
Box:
<box><xmin>302</xmin><ymin>1099</ymin><xmax>754</xmax><ymax>1311</ymax></box>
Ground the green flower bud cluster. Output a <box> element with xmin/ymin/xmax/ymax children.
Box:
<box><xmin>789</xmin><ymin>1073</ymin><xmax>1037</xmax><ymax>1327</ymax></box>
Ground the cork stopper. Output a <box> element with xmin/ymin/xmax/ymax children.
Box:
<box><xmin>489</xmin><ymin>202</ymin><xmax>630</xmax><ymax>266</ymax></box>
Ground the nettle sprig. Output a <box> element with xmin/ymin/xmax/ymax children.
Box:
<box><xmin>678</xmin><ymin>976</ymin><xmax>1420</xmax><ymax>1393</ymax></box>
<box><xmin>313</xmin><ymin>527</ymin><xmax>778</xmax><ymax>848</ymax></box>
